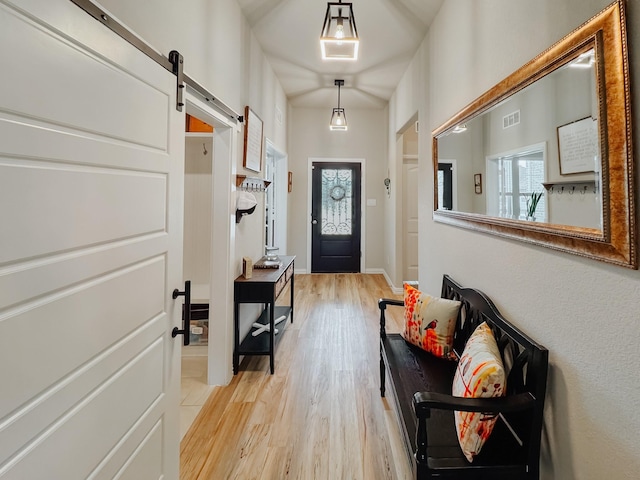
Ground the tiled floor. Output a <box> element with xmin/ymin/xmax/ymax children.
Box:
<box><xmin>180</xmin><ymin>355</ymin><xmax>216</xmax><ymax>440</ymax></box>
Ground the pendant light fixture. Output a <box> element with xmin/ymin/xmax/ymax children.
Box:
<box><xmin>330</xmin><ymin>79</ymin><xmax>348</xmax><ymax>131</ymax></box>
<box><xmin>320</xmin><ymin>1</ymin><xmax>359</xmax><ymax>61</ymax></box>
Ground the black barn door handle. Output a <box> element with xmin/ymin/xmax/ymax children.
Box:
<box><xmin>172</xmin><ymin>280</ymin><xmax>191</xmax><ymax>346</ymax></box>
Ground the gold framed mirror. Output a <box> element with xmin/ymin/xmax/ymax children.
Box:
<box><xmin>432</xmin><ymin>0</ymin><xmax>636</xmax><ymax>269</ymax></box>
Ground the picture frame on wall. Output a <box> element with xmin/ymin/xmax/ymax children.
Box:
<box><xmin>243</xmin><ymin>106</ymin><xmax>264</xmax><ymax>172</ymax></box>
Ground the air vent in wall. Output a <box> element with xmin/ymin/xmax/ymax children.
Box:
<box><xmin>503</xmin><ymin>110</ymin><xmax>520</xmax><ymax>129</ymax></box>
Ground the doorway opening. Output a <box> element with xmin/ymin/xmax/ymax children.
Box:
<box><xmin>399</xmin><ymin>119</ymin><xmax>419</xmax><ymax>283</ymax></box>
<box><xmin>264</xmin><ymin>139</ymin><xmax>288</xmax><ymax>255</ymax></box>
<box><xmin>178</xmin><ymin>88</ymin><xmax>238</xmax><ymax>441</ymax></box>
<box><xmin>180</xmin><ymin>113</ymin><xmax>215</xmax><ymax>439</ymax></box>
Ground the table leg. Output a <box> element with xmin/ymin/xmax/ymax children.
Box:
<box><xmin>269</xmin><ymin>299</ymin><xmax>275</xmax><ymax>374</ymax></box>
<box><xmin>233</xmin><ymin>299</ymin><xmax>239</xmax><ymax>374</ymax></box>
<box><xmin>290</xmin><ymin>270</ymin><xmax>294</xmax><ymax>323</ymax></box>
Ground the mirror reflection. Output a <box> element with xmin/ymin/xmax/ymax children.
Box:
<box><xmin>436</xmin><ymin>47</ymin><xmax>602</xmax><ymax>230</ymax></box>
<box><xmin>432</xmin><ymin>1</ymin><xmax>635</xmax><ymax>269</ymax></box>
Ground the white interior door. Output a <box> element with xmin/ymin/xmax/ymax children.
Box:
<box><xmin>0</xmin><ymin>1</ymin><xmax>183</xmax><ymax>478</ymax></box>
<box><xmin>403</xmin><ymin>161</ymin><xmax>419</xmax><ymax>281</ymax></box>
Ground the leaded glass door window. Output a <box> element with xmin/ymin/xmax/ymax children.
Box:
<box><xmin>321</xmin><ymin>168</ymin><xmax>353</xmax><ymax>235</ymax></box>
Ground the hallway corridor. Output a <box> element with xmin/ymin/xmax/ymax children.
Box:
<box><xmin>179</xmin><ymin>274</ymin><xmax>411</xmax><ymax>479</ymax></box>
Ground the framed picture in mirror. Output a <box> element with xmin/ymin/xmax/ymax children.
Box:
<box><xmin>557</xmin><ymin>116</ymin><xmax>599</xmax><ymax>174</ymax></box>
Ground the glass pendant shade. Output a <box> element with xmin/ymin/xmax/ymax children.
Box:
<box><xmin>330</xmin><ymin>80</ymin><xmax>348</xmax><ymax>131</ymax></box>
<box><xmin>330</xmin><ymin>108</ymin><xmax>348</xmax><ymax>131</ymax></box>
<box><xmin>320</xmin><ymin>1</ymin><xmax>359</xmax><ymax>60</ymax></box>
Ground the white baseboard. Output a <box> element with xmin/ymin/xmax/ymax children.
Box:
<box><xmin>365</xmin><ymin>268</ymin><xmax>403</xmax><ymax>294</ymax></box>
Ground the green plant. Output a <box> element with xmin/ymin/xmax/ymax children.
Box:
<box><xmin>526</xmin><ymin>191</ymin><xmax>543</xmax><ymax>218</ymax></box>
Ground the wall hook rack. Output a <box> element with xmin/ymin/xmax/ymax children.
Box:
<box><xmin>235</xmin><ymin>175</ymin><xmax>271</xmax><ymax>192</ymax></box>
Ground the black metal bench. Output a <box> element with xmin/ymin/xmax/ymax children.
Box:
<box><xmin>379</xmin><ymin>275</ymin><xmax>548</xmax><ymax>479</ymax></box>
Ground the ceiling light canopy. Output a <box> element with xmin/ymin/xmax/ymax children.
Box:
<box><xmin>320</xmin><ymin>1</ymin><xmax>359</xmax><ymax>61</ymax></box>
<box><xmin>330</xmin><ymin>79</ymin><xmax>348</xmax><ymax>131</ymax></box>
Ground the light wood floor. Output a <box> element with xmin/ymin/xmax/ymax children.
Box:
<box><xmin>180</xmin><ymin>355</ymin><xmax>216</xmax><ymax>440</ymax></box>
<box><xmin>180</xmin><ymin>273</ymin><xmax>411</xmax><ymax>480</ymax></box>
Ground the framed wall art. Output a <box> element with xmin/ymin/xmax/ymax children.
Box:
<box><xmin>243</xmin><ymin>106</ymin><xmax>264</xmax><ymax>172</ymax></box>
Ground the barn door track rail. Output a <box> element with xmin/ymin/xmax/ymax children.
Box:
<box><xmin>69</xmin><ymin>0</ymin><xmax>241</xmax><ymax>122</ymax></box>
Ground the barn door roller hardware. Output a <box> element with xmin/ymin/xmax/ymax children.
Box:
<box><xmin>169</xmin><ymin>50</ymin><xmax>185</xmax><ymax>112</ymax></box>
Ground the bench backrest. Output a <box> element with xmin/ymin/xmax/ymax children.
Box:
<box><xmin>441</xmin><ymin>274</ymin><xmax>548</xmax><ymax>465</ymax></box>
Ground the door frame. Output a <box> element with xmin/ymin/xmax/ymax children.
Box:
<box><xmin>307</xmin><ymin>157</ymin><xmax>366</xmax><ymax>273</ymax></box>
<box><xmin>185</xmin><ymin>88</ymin><xmax>239</xmax><ymax>386</ymax></box>
<box><xmin>265</xmin><ymin>139</ymin><xmax>288</xmax><ymax>254</ymax></box>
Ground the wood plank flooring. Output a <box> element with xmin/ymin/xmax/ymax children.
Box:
<box><xmin>180</xmin><ymin>356</ymin><xmax>216</xmax><ymax>440</ymax></box>
<box><xmin>180</xmin><ymin>273</ymin><xmax>410</xmax><ymax>480</ymax></box>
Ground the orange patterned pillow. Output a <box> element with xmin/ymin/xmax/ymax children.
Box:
<box><xmin>402</xmin><ymin>283</ymin><xmax>460</xmax><ymax>360</ymax></box>
<box><xmin>452</xmin><ymin>322</ymin><xmax>506</xmax><ymax>462</ymax></box>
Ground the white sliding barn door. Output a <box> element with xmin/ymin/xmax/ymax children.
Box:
<box><xmin>0</xmin><ymin>1</ymin><xmax>184</xmax><ymax>478</ymax></box>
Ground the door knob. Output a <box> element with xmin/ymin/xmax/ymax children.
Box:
<box><xmin>172</xmin><ymin>280</ymin><xmax>191</xmax><ymax>346</ymax></box>
<box><xmin>312</xmin><ymin>219</ymin><xmax>318</xmax><ymax>224</ymax></box>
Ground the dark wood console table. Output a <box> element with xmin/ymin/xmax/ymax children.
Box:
<box><xmin>233</xmin><ymin>255</ymin><xmax>295</xmax><ymax>374</ymax></box>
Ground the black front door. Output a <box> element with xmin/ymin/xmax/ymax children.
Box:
<box><xmin>311</xmin><ymin>162</ymin><xmax>361</xmax><ymax>272</ymax></box>
<box><xmin>438</xmin><ymin>162</ymin><xmax>453</xmax><ymax>210</ymax></box>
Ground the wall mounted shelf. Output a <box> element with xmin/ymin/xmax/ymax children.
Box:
<box><xmin>542</xmin><ymin>180</ymin><xmax>598</xmax><ymax>194</ymax></box>
<box><xmin>235</xmin><ymin>175</ymin><xmax>271</xmax><ymax>192</ymax></box>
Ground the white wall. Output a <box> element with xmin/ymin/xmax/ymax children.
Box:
<box><xmin>389</xmin><ymin>0</ymin><xmax>640</xmax><ymax>478</ymax></box>
<box><xmin>183</xmin><ymin>136</ymin><xmax>213</xmax><ymax>288</ymax></box>
<box><xmin>288</xmin><ymin>107</ymin><xmax>388</xmax><ymax>272</ymax></box>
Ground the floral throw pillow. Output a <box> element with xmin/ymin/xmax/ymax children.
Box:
<box><xmin>452</xmin><ymin>321</ymin><xmax>506</xmax><ymax>462</ymax></box>
<box><xmin>402</xmin><ymin>283</ymin><xmax>461</xmax><ymax>360</ymax></box>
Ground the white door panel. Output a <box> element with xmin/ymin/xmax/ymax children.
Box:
<box><xmin>1</xmin><ymin>2</ymin><xmax>169</xmax><ymax>149</ymax></box>
<box><xmin>0</xmin><ymin>312</ymin><xmax>166</xmax><ymax>468</ymax></box>
<box><xmin>0</xmin><ymin>0</ymin><xmax>183</xmax><ymax>478</ymax></box>
<box><xmin>0</xmin><ymin>161</ymin><xmax>167</xmax><ymax>263</ymax></box>
<box><xmin>0</xmin><ymin>111</ymin><xmax>172</xmax><ymax>171</ymax></box>
<box><xmin>109</xmin><ymin>423</ymin><xmax>163</xmax><ymax>480</ymax></box>
<box><xmin>0</xmin><ymin>233</ymin><xmax>168</xmax><ymax>311</ymax></box>
<box><xmin>5</xmin><ymin>341</ymin><xmax>163</xmax><ymax>480</ymax></box>
<box><xmin>0</xmin><ymin>257</ymin><xmax>164</xmax><ymax>417</ymax></box>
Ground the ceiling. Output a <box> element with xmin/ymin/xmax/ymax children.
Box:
<box><xmin>237</xmin><ymin>0</ymin><xmax>444</xmax><ymax>108</ymax></box>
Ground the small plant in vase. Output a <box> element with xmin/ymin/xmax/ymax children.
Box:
<box><xmin>526</xmin><ymin>191</ymin><xmax>543</xmax><ymax>221</ymax></box>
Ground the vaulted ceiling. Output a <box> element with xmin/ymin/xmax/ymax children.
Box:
<box><xmin>237</xmin><ymin>0</ymin><xmax>444</xmax><ymax>108</ymax></box>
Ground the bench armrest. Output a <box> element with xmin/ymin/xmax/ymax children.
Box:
<box><xmin>413</xmin><ymin>391</ymin><xmax>536</xmax><ymax>418</ymax></box>
<box><xmin>378</xmin><ymin>298</ymin><xmax>404</xmax><ymax>309</ymax></box>
<box><xmin>378</xmin><ymin>298</ymin><xmax>404</xmax><ymax>339</ymax></box>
